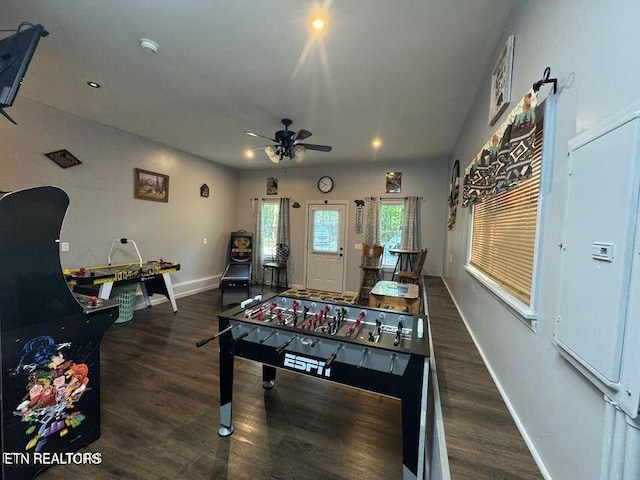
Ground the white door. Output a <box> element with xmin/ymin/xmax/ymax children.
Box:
<box><xmin>306</xmin><ymin>203</ymin><xmax>346</xmax><ymax>292</ymax></box>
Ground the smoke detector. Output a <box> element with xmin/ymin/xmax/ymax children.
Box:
<box><xmin>139</xmin><ymin>38</ymin><xmax>159</xmax><ymax>54</ymax></box>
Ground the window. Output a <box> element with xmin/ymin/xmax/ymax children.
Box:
<box><xmin>260</xmin><ymin>201</ymin><xmax>280</xmax><ymax>258</ymax></box>
<box><xmin>380</xmin><ymin>202</ymin><xmax>404</xmax><ymax>267</ymax></box>
<box><xmin>468</xmin><ymin>108</ymin><xmax>545</xmax><ymax>316</ymax></box>
<box><xmin>312</xmin><ymin>209</ymin><xmax>339</xmax><ymax>252</ymax></box>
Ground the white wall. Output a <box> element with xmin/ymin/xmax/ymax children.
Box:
<box><xmin>0</xmin><ymin>97</ymin><xmax>239</xmax><ymax>295</ymax></box>
<box><xmin>444</xmin><ymin>1</ymin><xmax>640</xmax><ymax>478</ymax></box>
<box><xmin>236</xmin><ymin>160</ymin><xmax>448</xmax><ymax>293</ymax></box>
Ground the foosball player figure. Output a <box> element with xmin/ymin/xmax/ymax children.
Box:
<box><xmin>303</xmin><ymin>306</ymin><xmax>310</xmax><ymax>322</ymax></box>
<box><xmin>394</xmin><ymin>320</ymin><xmax>404</xmax><ymax>347</ymax></box>
<box><xmin>269</xmin><ymin>302</ymin><xmax>277</xmax><ymax>320</ymax></box>
<box><xmin>257</xmin><ymin>305</ymin><xmax>264</xmax><ymax>321</ymax></box>
<box><xmin>368</xmin><ymin>319</ymin><xmax>382</xmax><ymax>343</ymax></box>
<box><xmin>277</xmin><ymin>308</ymin><xmax>283</xmax><ymax>325</ymax></box>
<box><xmin>292</xmin><ymin>300</ymin><xmax>299</xmax><ymax>315</ymax></box>
<box><xmin>328</xmin><ymin>319</ymin><xmax>337</xmax><ymax>336</ymax></box>
<box><xmin>340</xmin><ymin>308</ymin><xmax>348</xmax><ymax>326</ymax></box>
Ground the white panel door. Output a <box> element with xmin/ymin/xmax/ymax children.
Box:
<box><xmin>306</xmin><ymin>203</ymin><xmax>346</xmax><ymax>292</ymax></box>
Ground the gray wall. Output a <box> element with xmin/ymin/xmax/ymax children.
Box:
<box><xmin>444</xmin><ymin>1</ymin><xmax>640</xmax><ymax>478</ymax></box>
<box><xmin>236</xmin><ymin>160</ymin><xmax>448</xmax><ymax>293</ymax></box>
<box><xmin>0</xmin><ymin>98</ymin><xmax>239</xmax><ymax>295</ymax></box>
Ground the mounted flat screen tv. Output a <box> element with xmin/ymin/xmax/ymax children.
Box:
<box><xmin>0</xmin><ymin>23</ymin><xmax>48</xmax><ymax>122</ymax></box>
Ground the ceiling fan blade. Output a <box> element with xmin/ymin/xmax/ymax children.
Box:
<box><xmin>298</xmin><ymin>143</ymin><xmax>332</xmax><ymax>152</ymax></box>
<box><xmin>244</xmin><ymin>131</ymin><xmax>277</xmax><ymax>142</ymax></box>
<box><xmin>293</xmin><ymin>129</ymin><xmax>312</xmax><ymax>141</ymax></box>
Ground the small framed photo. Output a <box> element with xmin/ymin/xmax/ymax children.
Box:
<box><xmin>134</xmin><ymin>168</ymin><xmax>169</xmax><ymax>202</ymax></box>
<box><xmin>386</xmin><ymin>172</ymin><xmax>402</xmax><ymax>193</ymax></box>
<box><xmin>267</xmin><ymin>177</ymin><xmax>278</xmax><ymax>195</ymax></box>
<box><xmin>200</xmin><ymin>184</ymin><xmax>210</xmax><ymax>197</ymax></box>
<box><xmin>44</xmin><ymin>149</ymin><xmax>82</xmax><ymax>169</ymax></box>
<box><xmin>489</xmin><ymin>35</ymin><xmax>515</xmax><ymax>126</ymax></box>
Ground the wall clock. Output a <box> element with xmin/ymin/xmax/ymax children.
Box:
<box><xmin>318</xmin><ymin>176</ymin><xmax>334</xmax><ymax>193</ymax></box>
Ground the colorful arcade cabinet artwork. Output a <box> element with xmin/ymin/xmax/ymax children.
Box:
<box><xmin>220</xmin><ymin>231</ymin><xmax>253</xmax><ymax>307</ymax></box>
<box><xmin>0</xmin><ymin>186</ymin><xmax>118</xmax><ymax>479</ymax></box>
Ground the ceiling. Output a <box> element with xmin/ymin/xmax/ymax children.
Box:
<box><xmin>0</xmin><ymin>0</ymin><xmax>516</xmax><ymax>169</ymax></box>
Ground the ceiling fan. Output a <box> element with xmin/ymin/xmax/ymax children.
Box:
<box><xmin>244</xmin><ymin>118</ymin><xmax>332</xmax><ymax>164</ymax></box>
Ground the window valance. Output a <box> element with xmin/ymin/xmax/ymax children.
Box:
<box><xmin>462</xmin><ymin>90</ymin><xmax>538</xmax><ymax>207</ymax></box>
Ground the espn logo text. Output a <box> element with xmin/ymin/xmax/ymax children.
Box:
<box><xmin>283</xmin><ymin>353</ymin><xmax>332</xmax><ymax>378</ymax></box>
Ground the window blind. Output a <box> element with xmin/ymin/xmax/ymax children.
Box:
<box><xmin>470</xmin><ymin>126</ymin><xmax>543</xmax><ymax>304</ymax></box>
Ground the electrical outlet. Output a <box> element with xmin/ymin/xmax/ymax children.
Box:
<box><xmin>354</xmin><ymin>243</ymin><xmax>362</xmax><ymax>250</ymax></box>
<box><xmin>61</xmin><ymin>242</ymin><xmax>70</xmax><ymax>252</ymax></box>
<box><xmin>203</xmin><ymin>238</ymin><xmax>208</xmax><ymax>245</ymax></box>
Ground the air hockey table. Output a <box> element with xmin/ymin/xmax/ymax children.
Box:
<box><xmin>65</xmin><ymin>260</ymin><xmax>180</xmax><ymax>312</ymax></box>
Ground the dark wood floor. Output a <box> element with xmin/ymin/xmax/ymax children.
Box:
<box><xmin>37</xmin><ymin>278</ymin><xmax>541</xmax><ymax>479</ymax></box>
<box><xmin>423</xmin><ymin>276</ymin><xmax>541</xmax><ymax>479</ymax></box>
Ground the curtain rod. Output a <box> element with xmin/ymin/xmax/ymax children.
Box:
<box><xmin>532</xmin><ymin>66</ymin><xmax>557</xmax><ymax>94</ymax></box>
<box><xmin>365</xmin><ymin>196</ymin><xmax>423</xmax><ymax>201</ymax></box>
<box><xmin>251</xmin><ymin>197</ymin><xmax>291</xmax><ymax>201</ymax></box>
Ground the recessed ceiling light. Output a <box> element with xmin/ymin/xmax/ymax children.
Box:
<box><xmin>87</xmin><ymin>81</ymin><xmax>101</xmax><ymax>89</ymax></box>
<box><xmin>312</xmin><ymin>18</ymin><xmax>325</xmax><ymax>30</ymax></box>
<box><xmin>372</xmin><ymin>138</ymin><xmax>382</xmax><ymax>149</ymax></box>
<box><xmin>244</xmin><ymin>149</ymin><xmax>255</xmax><ymax>159</ymax></box>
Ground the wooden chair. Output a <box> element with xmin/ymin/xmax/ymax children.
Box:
<box><xmin>262</xmin><ymin>243</ymin><xmax>289</xmax><ymax>292</ymax></box>
<box><xmin>358</xmin><ymin>244</ymin><xmax>384</xmax><ymax>301</ymax></box>
<box><xmin>396</xmin><ymin>248</ymin><xmax>428</xmax><ymax>284</ymax></box>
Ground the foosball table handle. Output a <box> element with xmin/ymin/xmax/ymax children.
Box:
<box><xmin>388</xmin><ymin>353</ymin><xmax>397</xmax><ymax>374</ymax></box>
<box><xmin>233</xmin><ymin>326</ymin><xmax>258</xmax><ymax>343</ymax></box>
<box><xmin>357</xmin><ymin>348</ymin><xmax>369</xmax><ymax>368</ymax></box>
<box><xmin>276</xmin><ymin>336</ymin><xmax>294</xmax><ymax>354</ymax></box>
<box><xmin>326</xmin><ymin>344</ymin><xmax>343</xmax><ymax>367</ymax></box>
<box><xmin>196</xmin><ymin>324</ymin><xmax>236</xmax><ymax>348</ymax></box>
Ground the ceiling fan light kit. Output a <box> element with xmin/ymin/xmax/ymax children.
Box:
<box><xmin>139</xmin><ymin>38</ymin><xmax>159</xmax><ymax>54</ymax></box>
<box><xmin>244</xmin><ymin>118</ymin><xmax>332</xmax><ymax>164</ymax></box>
<box><xmin>293</xmin><ymin>145</ymin><xmax>306</xmax><ymax>163</ymax></box>
<box><xmin>264</xmin><ymin>145</ymin><xmax>280</xmax><ymax>164</ymax></box>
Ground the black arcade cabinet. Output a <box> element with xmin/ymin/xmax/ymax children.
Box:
<box><xmin>219</xmin><ymin>231</ymin><xmax>253</xmax><ymax>307</ymax></box>
<box><xmin>0</xmin><ymin>186</ymin><xmax>118</xmax><ymax>479</ymax></box>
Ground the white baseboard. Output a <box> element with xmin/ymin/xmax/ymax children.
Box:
<box><xmin>441</xmin><ymin>277</ymin><xmax>552</xmax><ymax>480</ymax></box>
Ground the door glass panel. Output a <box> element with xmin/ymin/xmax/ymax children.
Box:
<box><xmin>313</xmin><ymin>210</ymin><xmax>339</xmax><ymax>252</ymax></box>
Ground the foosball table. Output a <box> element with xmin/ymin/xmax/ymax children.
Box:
<box><xmin>198</xmin><ymin>293</ymin><xmax>433</xmax><ymax>480</ymax></box>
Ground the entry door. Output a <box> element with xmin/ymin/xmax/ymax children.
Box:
<box><xmin>306</xmin><ymin>203</ymin><xmax>346</xmax><ymax>292</ymax></box>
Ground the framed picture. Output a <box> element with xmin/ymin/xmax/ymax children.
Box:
<box><xmin>386</xmin><ymin>172</ymin><xmax>402</xmax><ymax>193</ymax></box>
<box><xmin>134</xmin><ymin>168</ymin><xmax>169</xmax><ymax>202</ymax></box>
<box><xmin>489</xmin><ymin>35</ymin><xmax>515</xmax><ymax>126</ymax></box>
<box><xmin>44</xmin><ymin>149</ymin><xmax>82</xmax><ymax>169</ymax></box>
<box><xmin>200</xmin><ymin>184</ymin><xmax>210</xmax><ymax>197</ymax></box>
<box><xmin>266</xmin><ymin>177</ymin><xmax>278</xmax><ymax>195</ymax></box>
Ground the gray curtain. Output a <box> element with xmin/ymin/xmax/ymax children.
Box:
<box><xmin>251</xmin><ymin>198</ymin><xmax>263</xmax><ymax>284</ymax></box>
<box><xmin>365</xmin><ymin>196</ymin><xmax>381</xmax><ymax>245</ymax></box>
<box><xmin>277</xmin><ymin>197</ymin><xmax>290</xmax><ymax>246</ymax></box>
<box><xmin>401</xmin><ymin>196</ymin><xmax>420</xmax><ymax>250</ymax></box>
<box><xmin>277</xmin><ymin>197</ymin><xmax>290</xmax><ymax>283</ymax></box>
